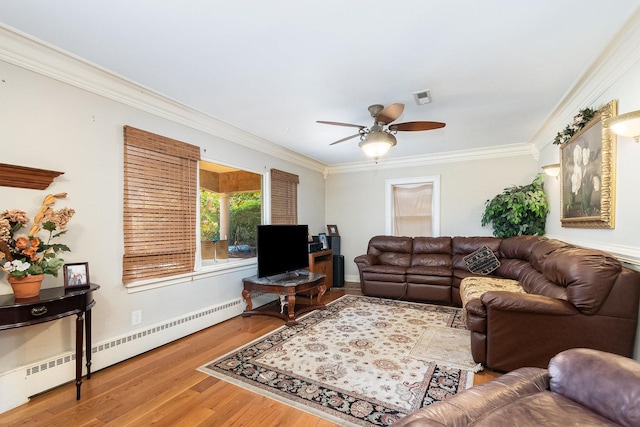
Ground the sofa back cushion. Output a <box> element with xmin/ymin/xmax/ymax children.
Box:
<box><xmin>549</xmin><ymin>348</ymin><xmax>640</xmax><ymax>427</ymax></box>
<box><xmin>495</xmin><ymin>259</ymin><xmax>530</xmax><ymax>281</ymax></box>
<box><xmin>452</xmin><ymin>237</ymin><xmax>501</xmax><ymax>270</ymax></box>
<box><xmin>530</xmin><ymin>239</ymin><xmax>571</xmax><ymax>272</ymax></box>
<box><xmin>367</xmin><ymin>235</ymin><xmax>413</xmax><ymax>267</ymax></box>
<box><xmin>500</xmin><ymin>235</ymin><xmax>548</xmax><ymax>260</ymax></box>
<box><xmin>411</xmin><ymin>237</ymin><xmax>452</xmax><ymax>268</ymax></box>
<box><xmin>518</xmin><ymin>265</ymin><xmax>568</xmax><ymax>300</ymax></box>
<box><xmin>541</xmin><ymin>247</ymin><xmax>621</xmax><ymax>315</ymax></box>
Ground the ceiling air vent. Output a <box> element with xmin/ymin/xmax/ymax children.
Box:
<box><xmin>413</xmin><ymin>89</ymin><xmax>433</xmax><ymax>105</ymax></box>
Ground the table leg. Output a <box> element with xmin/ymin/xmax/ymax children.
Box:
<box><xmin>286</xmin><ymin>292</ymin><xmax>296</xmax><ymax>325</ymax></box>
<box><xmin>242</xmin><ymin>289</ymin><xmax>253</xmax><ymax>311</ymax></box>
<box><xmin>75</xmin><ymin>312</ymin><xmax>84</xmax><ymax>400</ymax></box>
<box><xmin>317</xmin><ymin>283</ymin><xmax>327</xmax><ymax>304</ymax></box>
<box><xmin>85</xmin><ymin>307</ymin><xmax>92</xmax><ymax>379</ymax></box>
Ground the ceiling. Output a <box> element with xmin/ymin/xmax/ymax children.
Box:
<box><xmin>1</xmin><ymin>1</ymin><xmax>638</xmax><ymax>165</ymax></box>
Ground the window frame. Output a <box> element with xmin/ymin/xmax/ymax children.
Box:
<box><xmin>197</xmin><ymin>158</ymin><xmax>266</xmax><ymax>271</ymax></box>
<box><xmin>385</xmin><ymin>175</ymin><xmax>441</xmax><ymax>237</ymax></box>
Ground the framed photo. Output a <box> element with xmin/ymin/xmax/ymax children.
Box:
<box><xmin>326</xmin><ymin>224</ymin><xmax>340</xmax><ymax>236</ymax></box>
<box><xmin>318</xmin><ymin>233</ymin><xmax>328</xmax><ymax>250</ymax></box>
<box><xmin>560</xmin><ymin>99</ymin><xmax>616</xmax><ymax>228</ymax></box>
<box><xmin>64</xmin><ymin>262</ymin><xmax>90</xmax><ymax>289</ymax></box>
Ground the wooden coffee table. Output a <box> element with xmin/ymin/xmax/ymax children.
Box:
<box><xmin>241</xmin><ymin>272</ymin><xmax>327</xmax><ymax>326</ymax></box>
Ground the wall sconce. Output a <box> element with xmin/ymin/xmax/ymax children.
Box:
<box><xmin>606</xmin><ymin>110</ymin><xmax>640</xmax><ymax>142</ymax></box>
<box><xmin>542</xmin><ymin>163</ymin><xmax>560</xmax><ymax>178</ymax></box>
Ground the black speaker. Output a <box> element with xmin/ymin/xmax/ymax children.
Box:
<box><xmin>329</xmin><ymin>236</ymin><xmax>341</xmax><ymax>256</ymax></box>
<box><xmin>333</xmin><ymin>255</ymin><xmax>344</xmax><ymax>287</ymax></box>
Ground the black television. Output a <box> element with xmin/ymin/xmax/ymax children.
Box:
<box><xmin>257</xmin><ymin>224</ymin><xmax>309</xmax><ymax>280</ymax></box>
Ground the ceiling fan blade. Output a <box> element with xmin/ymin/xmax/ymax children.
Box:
<box><xmin>392</xmin><ymin>121</ymin><xmax>446</xmax><ymax>131</ymax></box>
<box><xmin>317</xmin><ymin>120</ymin><xmax>365</xmax><ymax>129</ymax></box>
<box><xmin>376</xmin><ymin>103</ymin><xmax>405</xmax><ymax>124</ymax></box>
<box><xmin>329</xmin><ymin>133</ymin><xmax>361</xmax><ymax>145</ymax></box>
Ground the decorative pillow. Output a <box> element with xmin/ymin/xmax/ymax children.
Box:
<box><xmin>463</xmin><ymin>245</ymin><xmax>501</xmax><ymax>275</ymax></box>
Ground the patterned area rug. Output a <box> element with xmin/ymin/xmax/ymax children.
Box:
<box><xmin>199</xmin><ymin>295</ymin><xmax>480</xmax><ymax>426</ymax></box>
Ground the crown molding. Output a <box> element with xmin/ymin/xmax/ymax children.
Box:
<box><xmin>531</xmin><ymin>6</ymin><xmax>640</xmax><ymax>152</ymax></box>
<box><xmin>0</xmin><ymin>24</ymin><xmax>327</xmax><ymax>174</ymax></box>
<box><xmin>327</xmin><ymin>142</ymin><xmax>536</xmax><ymax>174</ymax></box>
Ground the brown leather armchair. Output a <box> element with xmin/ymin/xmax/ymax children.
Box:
<box><xmin>393</xmin><ymin>348</ymin><xmax>640</xmax><ymax>427</ymax></box>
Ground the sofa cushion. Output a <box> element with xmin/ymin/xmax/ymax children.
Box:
<box><xmin>543</xmin><ymin>248</ymin><xmax>621</xmax><ymax>315</ymax></box>
<box><xmin>410</xmin><ymin>253</ymin><xmax>452</xmax><ymax>269</ymax></box>
<box><xmin>406</xmin><ymin>265</ymin><xmax>452</xmax><ymax>277</ymax></box>
<box><xmin>499</xmin><ymin>235</ymin><xmax>547</xmax><ymax>260</ymax></box>
<box><xmin>413</xmin><ymin>236</ymin><xmax>452</xmax><ymax>255</ymax></box>
<box><xmin>495</xmin><ymin>258</ymin><xmax>530</xmax><ymax>280</ymax></box>
<box><xmin>529</xmin><ymin>238</ymin><xmax>571</xmax><ymax>272</ymax></box>
<box><xmin>549</xmin><ymin>348</ymin><xmax>640</xmax><ymax>427</ymax></box>
<box><xmin>460</xmin><ymin>276</ymin><xmax>524</xmax><ymax>322</ymax></box>
<box><xmin>362</xmin><ymin>264</ymin><xmax>407</xmax><ymax>286</ymax></box>
<box><xmin>518</xmin><ymin>265</ymin><xmax>568</xmax><ymax>301</ymax></box>
<box><xmin>468</xmin><ymin>392</ymin><xmax>620</xmax><ymax>426</ymax></box>
<box><xmin>366</xmin><ymin>235</ymin><xmax>413</xmax><ymax>267</ymax></box>
<box><xmin>463</xmin><ymin>245</ymin><xmax>500</xmax><ymax>275</ymax></box>
<box><xmin>452</xmin><ymin>237</ymin><xmax>502</xmax><ymax>270</ymax></box>
<box><xmin>460</xmin><ymin>276</ymin><xmax>524</xmax><ymax>308</ymax></box>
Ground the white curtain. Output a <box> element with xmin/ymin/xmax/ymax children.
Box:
<box><xmin>393</xmin><ymin>184</ymin><xmax>433</xmax><ymax>236</ymax></box>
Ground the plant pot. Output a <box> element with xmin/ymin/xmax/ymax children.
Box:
<box><xmin>7</xmin><ymin>274</ymin><xmax>44</xmax><ymax>299</ymax></box>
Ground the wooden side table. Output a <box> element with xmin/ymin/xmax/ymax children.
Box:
<box><xmin>0</xmin><ymin>284</ymin><xmax>99</xmax><ymax>400</ymax></box>
<box><xmin>308</xmin><ymin>249</ymin><xmax>333</xmax><ymax>289</ymax></box>
<box><xmin>242</xmin><ymin>273</ymin><xmax>326</xmax><ymax>326</ymax></box>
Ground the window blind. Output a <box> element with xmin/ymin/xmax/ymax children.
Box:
<box><xmin>122</xmin><ymin>126</ymin><xmax>200</xmax><ymax>284</ymax></box>
<box><xmin>393</xmin><ymin>184</ymin><xmax>433</xmax><ymax>237</ymax></box>
<box><xmin>270</xmin><ymin>169</ymin><xmax>299</xmax><ymax>224</ymax></box>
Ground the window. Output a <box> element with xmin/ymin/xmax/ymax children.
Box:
<box><xmin>122</xmin><ymin>126</ymin><xmax>200</xmax><ymax>284</ymax></box>
<box><xmin>199</xmin><ymin>161</ymin><xmax>262</xmax><ymax>264</ymax></box>
<box><xmin>385</xmin><ymin>176</ymin><xmax>440</xmax><ymax>237</ymax></box>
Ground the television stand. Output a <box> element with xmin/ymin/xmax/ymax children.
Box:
<box><xmin>241</xmin><ymin>272</ymin><xmax>326</xmax><ymax>326</ymax></box>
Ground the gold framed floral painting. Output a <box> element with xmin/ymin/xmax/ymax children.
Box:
<box><xmin>560</xmin><ymin>99</ymin><xmax>616</xmax><ymax>228</ymax></box>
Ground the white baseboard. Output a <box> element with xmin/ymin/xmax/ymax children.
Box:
<box><xmin>0</xmin><ymin>293</ymin><xmax>275</xmax><ymax>414</ymax></box>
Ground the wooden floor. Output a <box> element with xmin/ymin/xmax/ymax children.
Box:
<box><xmin>1</xmin><ymin>284</ymin><xmax>499</xmax><ymax>426</ymax></box>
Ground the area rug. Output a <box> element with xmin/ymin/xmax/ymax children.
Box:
<box><xmin>198</xmin><ymin>295</ymin><xmax>481</xmax><ymax>426</ymax></box>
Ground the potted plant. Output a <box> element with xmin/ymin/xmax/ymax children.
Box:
<box><xmin>481</xmin><ymin>174</ymin><xmax>549</xmax><ymax>238</ymax></box>
<box><xmin>0</xmin><ymin>193</ymin><xmax>75</xmax><ymax>298</ymax></box>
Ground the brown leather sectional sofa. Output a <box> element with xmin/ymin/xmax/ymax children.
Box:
<box><xmin>394</xmin><ymin>348</ymin><xmax>640</xmax><ymax>427</ymax></box>
<box><xmin>354</xmin><ymin>235</ymin><xmax>640</xmax><ymax>372</ymax></box>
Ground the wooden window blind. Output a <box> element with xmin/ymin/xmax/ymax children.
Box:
<box><xmin>270</xmin><ymin>169</ymin><xmax>299</xmax><ymax>224</ymax></box>
<box><xmin>122</xmin><ymin>126</ymin><xmax>201</xmax><ymax>284</ymax></box>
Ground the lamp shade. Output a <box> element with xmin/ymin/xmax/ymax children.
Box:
<box><xmin>607</xmin><ymin>110</ymin><xmax>640</xmax><ymax>142</ymax></box>
<box><xmin>542</xmin><ymin>163</ymin><xmax>560</xmax><ymax>177</ymax></box>
<box><xmin>359</xmin><ymin>130</ymin><xmax>397</xmax><ymax>160</ymax></box>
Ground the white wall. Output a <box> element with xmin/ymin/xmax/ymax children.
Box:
<box><xmin>325</xmin><ymin>153</ymin><xmax>538</xmax><ymax>281</ymax></box>
<box><xmin>0</xmin><ymin>30</ymin><xmax>326</xmax><ymax>411</ymax></box>
<box><xmin>535</xmin><ymin>10</ymin><xmax>640</xmax><ymax>358</ymax></box>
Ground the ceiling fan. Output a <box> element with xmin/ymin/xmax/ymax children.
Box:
<box><xmin>317</xmin><ymin>103</ymin><xmax>446</xmax><ymax>161</ymax></box>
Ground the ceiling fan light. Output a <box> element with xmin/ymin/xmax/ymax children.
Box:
<box><xmin>359</xmin><ymin>130</ymin><xmax>397</xmax><ymax>160</ymax></box>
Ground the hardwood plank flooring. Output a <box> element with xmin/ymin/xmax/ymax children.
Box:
<box><xmin>0</xmin><ymin>284</ymin><xmax>499</xmax><ymax>426</ymax></box>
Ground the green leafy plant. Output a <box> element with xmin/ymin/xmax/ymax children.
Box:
<box><xmin>481</xmin><ymin>174</ymin><xmax>549</xmax><ymax>238</ymax></box>
<box><xmin>552</xmin><ymin>107</ymin><xmax>596</xmax><ymax>145</ymax></box>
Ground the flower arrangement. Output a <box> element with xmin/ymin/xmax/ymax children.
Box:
<box><xmin>0</xmin><ymin>193</ymin><xmax>75</xmax><ymax>278</ymax></box>
<box><xmin>552</xmin><ymin>107</ymin><xmax>597</xmax><ymax>145</ymax></box>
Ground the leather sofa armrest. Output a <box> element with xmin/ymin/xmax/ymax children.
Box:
<box><xmin>549</xmin><ymin>349</ymin><xmax>640</xmax><ymax>427</ymax></box>
<box><xmin>354</xmin><ymin>254</ymin><xmax>377</xmax><ymax>267</ymax></box>
<box><xmin>393</xmin><ymin>367</ymin><xmax>549</xmax><ymax>427</ymax></box>
<box><xmin>480</xmin><ymin>291</ymin><xmax>577</xmax><ymax>316</ymax></box>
